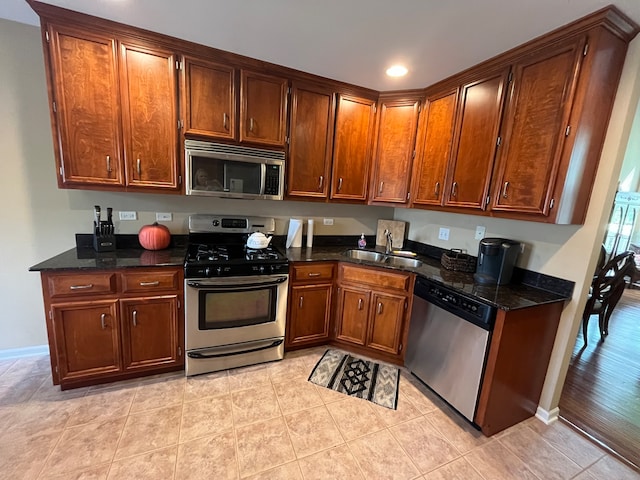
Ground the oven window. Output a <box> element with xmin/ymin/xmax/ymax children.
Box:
<box><xmin>198</xmin><ymin>287</ymin><xmax>277</xmax><ymax>329</ymax></box>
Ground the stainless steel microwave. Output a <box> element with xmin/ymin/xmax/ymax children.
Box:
<box><xmin>185</xmin><ymin>140</ymin><xmax>285</xmax><ymax>200</ymax></box>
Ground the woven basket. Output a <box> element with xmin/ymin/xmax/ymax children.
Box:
<box><xmin>441</xmin><ymin>249</ymin><xmax>476</xmax><ymax>273</ymax></box>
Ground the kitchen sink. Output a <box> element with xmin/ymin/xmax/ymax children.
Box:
<box><xmin>343</xmin><ymin>249</ymin><xmax>423</xmax><ymax>268</ymax></box>
<box><xmin>384</xmin><ymin>256</ymin><xmax>423</xmax><ymax>268</ymax></box>
<box><xmin>343</xmin><ymin>249</ymin><xmax>386</xmax><ymax>262</ymax></box>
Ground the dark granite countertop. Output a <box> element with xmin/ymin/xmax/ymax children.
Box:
<box><xmin>29</xmin><ymin>234</ymin><xmax>188</xmax><ymax>271</ymax></box>
<box><xmin>279</xmin><ymin>238</ymin><xmax>573</xmax><ymax>312</ymax></box>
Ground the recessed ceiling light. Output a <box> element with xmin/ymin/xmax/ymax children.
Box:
<box><xmin>386</xmin><ymin>65</ymin><xmax>408</xmax><ymax>77</ymax></box>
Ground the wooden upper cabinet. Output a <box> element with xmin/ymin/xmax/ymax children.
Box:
<box><xmin>182</xmin><ymin>56</ymin><xmax>236</xmax><ymax>140</ymax></box>
<box><xmin>120</xmin><ymin>43</ymin><xmax>179</xmax><ymax>190</ymax></box>
<box><xmin>445</xmin><ymin>68</ymin><xmax>510</xmax><ymax>210</ymax></box>
<box><xmin>412</xmin><ymin>88</ymin><xmax>459</xmax><ymax>207</ymax></box>
<box><xmin>46</xmin><ymin>24</ymin><xmax>124</xmax><ymax>187</ymax></box>
<box><xmin>331</xmin><ymin>94</ymin><xmax>377</xmax><ymax>202</ymax></box>
<box><xmin>370</xmin><ymin>96</ymin><xmax>421</xmax><ymax>205</ymax></box>
<box><xmin>490</xmin><ymin>38</ymin><xmax>585</xmax><ymax>217</ymax></box>
<box><xmin>287</xmin><ymin>82</ymin><xmax>336</xmax><ymax>199</ymax></box>
<box><xmin>240</xmin><ymin>70</ymin><xmax>288</xmax><ymax>147</ymax></box>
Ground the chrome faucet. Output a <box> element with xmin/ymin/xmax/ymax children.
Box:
<box><xmin>384</xmin><ymin>229</ymin><xmax>393</xmax><ymax>254</ymax></box>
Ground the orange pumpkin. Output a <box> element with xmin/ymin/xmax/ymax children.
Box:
<box><xmin>138</xmin><ymin>222</ymin><xmax>171</xmax><ymax>250</ymax></box>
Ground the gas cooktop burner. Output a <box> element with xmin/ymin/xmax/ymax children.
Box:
<box><xmin>245</xmin><ymin>247</ymin><xmax>281</xmax><ymax>261</ymax></box>
<box><xmin>194</xmin><ymin>244</ymin><xmax>230</xmax><ymax>262</ymax></box>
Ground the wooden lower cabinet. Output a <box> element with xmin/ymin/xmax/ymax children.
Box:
<box><xmin>286</xmin><ymin>262</ymin><xmax>335</xmax><ymax>349</ymax></box>
<box><xmin>334</xmin><ymin>264</ymin><xmax>413</xmax><ymax>363</ymax></box>
<box><xmin>41</xmin><ymin>267</ymin><xmax>184</xmax><ymax>389</ymax></box>
<box><xmin>51</xmin><ymin>300</ymin><xmax>121</xmax><ymax>382</ymax></box>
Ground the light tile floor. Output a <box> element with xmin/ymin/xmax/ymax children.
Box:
<box><xmin>0</xmin><ymin>347</ymin><xmax>639</xmax><ymax>479</ymax></box>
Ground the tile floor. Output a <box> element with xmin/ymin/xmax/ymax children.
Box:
<box><xmin>0</xmin><ymin>347</ymin><xmax>639</xmax><ymax>480</ymax></box>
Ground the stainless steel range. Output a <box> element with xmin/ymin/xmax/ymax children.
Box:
<box><xmin>184</xmin><ymin>214</ymin><xmax>289</xmax><ymax>376</ymax></box>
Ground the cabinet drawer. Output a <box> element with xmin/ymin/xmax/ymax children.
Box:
<box><xmin>291</xmin><ymin>262</ymin><xmax>335</xmax><ymax>283</ymax></box>
<box><xmin>47</xmin><ymin>272</ymin><xmax>118</xmax><ymax>298</ymax></box>
<box><xmin>340</xmin><ymin>264</ymin><xmax>410</xmax><ymax>292</ymax></box>
<box><xmin>121</xmin><ymin>270</ymin><xmax>180</xmax><ymax>293</ymax></box>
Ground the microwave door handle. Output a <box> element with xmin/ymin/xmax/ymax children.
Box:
<box><xmin>260</xmin><ymin>163</ymin><xmax>266</xmax><ymax>195</ymax></box>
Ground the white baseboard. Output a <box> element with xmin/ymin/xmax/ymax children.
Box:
<box><xmin>0</xmin><ymin>345</ymin><xmax>49</xmax><ymax>360</ymax></box>
<box><xmin>535</xmin><ymin>406</ymin><xmax>560</xmax><ymax>425</ymax></box>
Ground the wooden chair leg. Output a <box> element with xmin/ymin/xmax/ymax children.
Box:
<box><xmin>598</xmin><ymin>312</ymin><xmax>606</xmax><ymax>341</ymax></box>
<box><xmin>582</xmin><ymin>313</ymin><xmax>589</xmax><ymax>345</ymax></box>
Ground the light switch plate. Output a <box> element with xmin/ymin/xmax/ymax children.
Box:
<box><xmin>475</xmin><ymin>226</ymin><xmax>486</xmax><ymax>240</ymax></box>
<box><xmin>438</xmin><ymin>227</ymin><xmax>450</xmax><ymax>241</ymax></box>
<box><xmin>119</xmin><ymin>211</ymin><xmax>137</xmax><ymax>221</ymax></box>
<box><xmin>156</xmin><ymin>212</ymin><xmax>172</xmax><ymax>221</ymax></box>
<box><xmin>323</xmin><ymin>218</ymin><xmax>334</xmax><ymax>225</ymax></box>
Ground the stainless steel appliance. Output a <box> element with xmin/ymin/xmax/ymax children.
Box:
<box><xmin>185</xmin><ymin>140</ymin><xmax>285</xmax><ymax>200</ymax></box>
<box><xmin>405</xmin><ymin>277</ymin><xmax>496</xmax><ymax>423</ymax></box>
<box><xmin>473</xmin><ymin>238</ymin><xmax>521</xmax><ymax>285</ymax></box>
<box><xmin>184</xmin><ymin>215</ymin><xmax>289</xmax><ymax>376</ymax></box>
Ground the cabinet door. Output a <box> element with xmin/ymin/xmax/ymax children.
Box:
<box><xmin>445</xmin><ymin>68</ymin><xmax>510</xmax><ymax>210</ymax></box>
<box><xmin>51</xmin><ymin>300</ymin><xmax>121</xmax><ymax>382</ymax></box>
<box><xmin>370</xmin><ymin>97</ymin><xmax>421</xmax><ymax>204</ymax></box>
<box><xmin>287</xmin><ymin>82</ymin><xmax>336</xmax><ymax>199</ymax></box>
<box><xmin>367</xmin><ymin>292</ymin><xmax>406</xmax><ymax>355</ymax></box>
<box><xmin>335</xmin><ymin>285</ymin><xmax>370</xmax><ymax>346</ymax></box>
<box><xmin>287</xmin><ymin>284</ymin><xmax>333</xmax><ymax>347</ymax></box>
<box><xmin>490</xmin><ymin>38</ymin><xmax>585</xmax><ymax>216</ymax></box>
<box><xmin>240</xmin><ymin>70</ymin><xmax>288</xmax><ymax>146</ymax></box>
<box><xmin>412</xmin><ymin>88</ymin><xmax>459</xmax><ymax>207</ymax></box>
<box><xmin>47</xmin><ymin>24</ymin><xmax>124</xmax><ymax>187</ymax></box>
<box><xmin>120</xmin><ymin>42</ymin><xmax>179</xmax><ymax>190</ymax></box>
<box><xmin>120</xmin><ymin>295</ymin><xmax>180</xmax><ymax>371</ymax></box>
<box><xmin>182</xmin><ymin>56</ymin><xmax>236</xmax><ymax>140</ymax></box>
<box><xmin>330</xmin><ymin>94</ymin><xmax>377</xmax><ymax>202</ymax></box>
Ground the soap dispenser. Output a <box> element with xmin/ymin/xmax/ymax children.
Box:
<box><xmin>358</xmin><ymin>234</ymin><xmax>367</xmax><ymax>249</ymax></box>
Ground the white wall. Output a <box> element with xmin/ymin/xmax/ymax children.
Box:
<box><xmin>619</xmin><ymin>99</ymin><xmax>640</xmax><ymax>192</ymax></box>
<box><xmin>0</xmin><ymin>19</ymin><xmax>392</xmax><ymax>352</ymax></box>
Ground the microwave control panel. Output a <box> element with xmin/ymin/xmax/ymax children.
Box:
<box><xmin>265</xmin><ymin>165</ymin><xmax>281</xmax><ymax>196</ymax></box>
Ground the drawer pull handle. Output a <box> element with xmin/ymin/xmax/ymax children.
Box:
<box><xmin>358</xmin><ymin>298</ymin><xmax>363</xmax><ymax>310</ymax></box>
<box><xmin>379</xmin><ymin>181</ymin><xmax>384</xmax><ymax>194</ymax></box>
<box><xmin>502</xmin><ymin>181</ymin><xmax>510</xmax><ymax>198</ymax></box>
<box><xmin>337</xmin><ymin>177</ymin><xmax>343</xmax><ymax>192</ymax></box>
<box><xmin>299</xmin><ymin>296</ymin><xmax>303</xmax><ymax>308</ymax></box>
<box><xmin>132</xmin><ymin>310</ymin><xmax>138</xmax><ymax>327</ymax></box>
<box><xmin>377</xmin><ymin>302</ymin><xmax>383</xmax><ymax>314</ymax></box>
<box><xmin>106</xmin><ymin>155</ymin><xmax>112</xmax><ymax>173</ymax></box>
<box><xmin>139</xmin><ymin>281</ymin><xmax>160</xmax><ymax>287</ymax></box>
<box><xmin>70</xmin><ymin>284</ymin><xmax>93</xmax><ymax>290</ymax></box>
<box><xmin>249</xmin><ymin>118</ymin><xmax>255</xmax><ymax>132</ymax></box>
<box><xmin>137</xmin><ymin>158</ymin><xmax>141</xmax><ymax>176</ymax></box>
<box><xmin>434</xmin><ymin>181</ymin><xmax>440</xmax><ymax>197</ymax></box>
<box><xmin>307</xmin><ymin>273</ymin><xmax>321</xmax><ymax>277</ymax></box>
<box><xmin>318</xmin><ymin>175</ymin><xmax>324</xmax><ymax>190</ymax></box>
<box><xmin>223</xmin><ymin>112</ymin><xmax>228</xmax><ymax>130</ymax></box>
<box><xmin>100</xmin><ymin>313</ymin><xmax>106</xmax><ymax>329</ymax></box>
<box><xmin>452</xmin><ymin>181</ymin><xmax>458</xmax><ymax>198</ymax></box>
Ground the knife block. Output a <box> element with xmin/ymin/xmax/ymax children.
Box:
<box><xmin>93</xmin><ymin>227</ymin><xmax>116</xmax><ymax>252</ymax></box>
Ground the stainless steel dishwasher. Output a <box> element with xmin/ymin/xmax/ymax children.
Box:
<box><xmin>405</xmin><ymin>276</ymin><xmax>496</xmax><ymax>423</ymax></box>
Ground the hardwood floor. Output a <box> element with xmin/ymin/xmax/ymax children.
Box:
<box><xmin>560</xmin><ymin>287</ymin><xmax>640</xmax><ymax>470</ymax></box>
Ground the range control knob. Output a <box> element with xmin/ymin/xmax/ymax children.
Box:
<box><xmin>216</xmin><ymin>266</ymin><xmax>222</xmax><ymax>275</ymax></box>
<box><xmin>204</xmin><ymin>267</ymin><xmax>211</xmax><ymax>277</ymax></box>
<box><xmin>259</xmin><ymin>265</ymin><xmax>265</xmax><ymax>274</ymax></box>
<box><xmin>212</xmin><ymin>219</ymin><xmax>220</xmax><ymax>226</ymax></box>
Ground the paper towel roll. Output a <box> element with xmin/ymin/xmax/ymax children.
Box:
<box><xmin>286</xmin><ymin>218</ymin><xmax>303</xmax><ymax>248</ymax></box>
<box><xmin>307</xmin><ymin>219</ymin><xmax>314</xmax><ymax>248</ymax></box>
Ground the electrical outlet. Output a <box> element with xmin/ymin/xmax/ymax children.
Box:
<box><xmin>323</xmin><ymin>218</ymin><xmax>334</xmax><ymax>225</ymax></box>
<box><xmin>438</xmin><ymin>227</ymin><xmax>450</xmax><ymax>241</ymax></box>
<box><xmin>156</xmin><ymin>212</ymin><xmax>172</xmax><ymax>221</ymax></box>
<box><xmin>119</xmin><ymin>211</ymin><xmax>137</xmax><ymax>221</ymax></box>
<box><xmin>475</xmin><ymin>226</ymin><xmax>486</xmax><ymax>240</ymax></box>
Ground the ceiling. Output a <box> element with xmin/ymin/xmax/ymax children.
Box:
<box><xmin>1</xmin><ymin>0</ymin><xmax>640</xmax><ymax>91</ymax></box>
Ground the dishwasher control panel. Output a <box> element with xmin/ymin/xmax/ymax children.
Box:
<box><xmin>414</xmin><ymin>277</ymin><xmax>496</xmax><ymax>328</ymax></box>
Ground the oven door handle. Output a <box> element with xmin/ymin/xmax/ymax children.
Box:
<box><xmin>187</xmin><ymin>277</ymin><xmax>287</xmax><ymax>289</ymax></box>
<box><xmin>187</xmin><ymin>339</ymin><xmax>284</xmax><ymax>359</ymax></box>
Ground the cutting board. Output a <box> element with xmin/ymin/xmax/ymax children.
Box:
<box><xmin>376</xmin><ymin>220</ymin><xmax>406</xmax><ymax>249</ymax></box>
